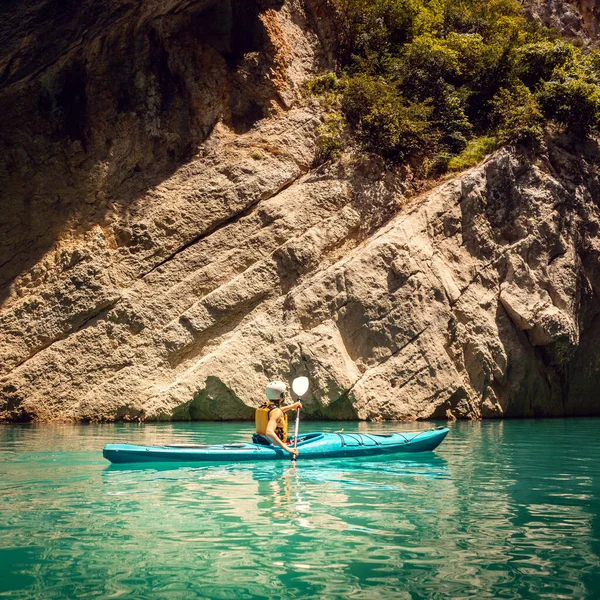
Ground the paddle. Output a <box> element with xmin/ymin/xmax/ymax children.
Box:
<box><xmin>291</xmin><ymin>376</ymin><xmax>309</xmax><ymax>462</ymax></box>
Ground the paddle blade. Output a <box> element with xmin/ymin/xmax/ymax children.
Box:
<box><xmin>292</xmin><ymin>376</ymin><xmax>309</xmax><ymax>396</ymax></box>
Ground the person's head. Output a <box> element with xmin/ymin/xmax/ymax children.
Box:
<box><xmin>265</xmin><ymin>380</ymin><xmax>286</xmax><ymax>405</ymax></box>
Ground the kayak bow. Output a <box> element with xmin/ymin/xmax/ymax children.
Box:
<box><xmin>103</xmin><ymin>428</ymin><xmax>449</xmax><ymax>464</ymax></box>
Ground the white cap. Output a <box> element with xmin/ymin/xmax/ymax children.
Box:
<box><xmin>265</xmin><ymin>380</ymin><xmax>287</xmax><ymax>400</ymax></box>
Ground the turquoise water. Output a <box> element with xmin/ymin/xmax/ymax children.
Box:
<box><xmin>1</xmin><ymin>419</ymin><xmax>599</xmax><ymax>599</ymax></box>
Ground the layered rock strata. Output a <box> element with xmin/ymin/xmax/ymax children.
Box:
<box><xmin>1</xmin><ymin>0</ymin><xmax>600</xmax><ymax>421</ymax></box>
<box><xmin>3</xmin><ymin>137</ymin><xmax>600</xmax><ymax>421</ymax></box>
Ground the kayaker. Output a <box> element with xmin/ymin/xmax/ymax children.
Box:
<box><xmin>255</xmin><ymin>380</ymin><xmax>302</xmax><ymax>457</ymax></box>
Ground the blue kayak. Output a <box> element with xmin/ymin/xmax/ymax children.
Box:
<box><xmin>103</xmin><ymin>428</ymin><xmax>449</xmax><ymax>464</ymax></box>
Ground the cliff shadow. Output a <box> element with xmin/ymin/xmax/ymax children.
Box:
<box><xmin>0</xmin><ymin>0</ymin><xmax>287</xmax><ymax>307</ymax></box>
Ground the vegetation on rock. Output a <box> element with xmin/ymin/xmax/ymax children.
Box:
<box><xmin>309</xmin><ymin>0</ymin><xmax>600</xmax><ymax>169</ymax></box>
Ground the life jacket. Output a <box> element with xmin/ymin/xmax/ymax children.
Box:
<box><xmin>255</xmin><ymin>401</ymin><xmax>288</xmax><ymax>442</ymax></box>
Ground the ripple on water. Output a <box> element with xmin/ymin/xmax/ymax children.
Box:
<box><xmin>1</xmin><ymin>420</ymin><xmax>600</xmax><ymax>599</ymax></box>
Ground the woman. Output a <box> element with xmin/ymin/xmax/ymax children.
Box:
<box><xmin>254</xmin><ymin>380</ymin><xmax>302</xmax><ymax>457</ymax></box>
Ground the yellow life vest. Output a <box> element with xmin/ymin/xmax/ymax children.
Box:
<box><xmin>255</xmin><ymin>402</ymin><xmax>288</xmax><ymax>441</ymax></box>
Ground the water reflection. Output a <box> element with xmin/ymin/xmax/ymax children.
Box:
<box><xmin>1</xmin><ymin>420</ymin><xmax>600</xmax><ymax>598</ymax></box>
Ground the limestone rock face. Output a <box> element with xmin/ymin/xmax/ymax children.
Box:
<box><xmin>525</xmin><ymin>0</ymin><xmax>600</xmax><ymax>42</ymax></box>
<box><xmin>2</xmin><ymin>0</ymin><xmax>600</xmax><ymax>422</ymax></box>
<box><xmin>4</xmin><ymin>138</ymin><xmax>600</xmax><ymax>421</ymax></box>
<box><xmin>0</xmin><ymin>0</ymin><xmax>332</xmax><ymax>420</ymax></box>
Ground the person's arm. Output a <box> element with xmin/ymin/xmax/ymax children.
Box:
<box><xmin>265</xmin><ymin>408</ymin><xmax>298</xmax><ymax>456</ymax></box>
<box><xmin>281</xmin><ymin>401</ymin><xmax>303</xmax><ymax>413</ymax></box>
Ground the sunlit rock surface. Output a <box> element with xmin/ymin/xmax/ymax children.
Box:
<box><xmin>1</xmin><ymin>0</ymin><xmax>600</xmax><ymax>421</ymax></box>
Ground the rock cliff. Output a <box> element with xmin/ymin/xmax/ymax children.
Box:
<box><xmin>1</xmin><ymin>0</ymin><xmax>600</xmax><ymax>421</ymax></box>
<box><xmin>526</xmin><ymin>0</ymin><xmax>600</xmax><ymax>42</ymax></box>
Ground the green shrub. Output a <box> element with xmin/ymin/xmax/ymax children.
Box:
<box><xmin>304</xmin><ymin>72</ymin><xmax>342</xmax><ymax>112</ymax></box>
<box><xmin>304</xmin><ymin>72</ymin><xmax>340</xmax><ymax>96</ymax></box>
<box><xmin>315</xmin><ymin>112</ymin><xmax>346</xmax><ymax>163</ymax></box>
<box><xmin>336</xmin><ymin>0</ymin><xmax>423</xmax><ymax>70</ymax></box>
<box><xmin>444</xmin><ymin>33</ymin><xmax>488</xmax><ymax>83</ymax></box>
<box><xmin>341</xmin><ymin>75</ymin><xmax>434</xmax><ymax>158</ymax></box>
<box><xmin>325</xmin><ymin>0</ymin><xmax>600</xmax><ymax>168</ymax></box>
<box><xmin>582</xmin><ymin>49</ymin><xmax>600</xmax><ymax>79</ymax></box>
<box><xmin>492</xmin><ymin>84</ymin><xmax>544</xmax><ymax>145</ymax></box>
<box><xmin>447</xmin><ymin>136</ymin><xmax>499</xmax><ymax>171</ymax></box>
<box><xmin>516</xmin><ymin>41</ymin><xmax>579</xmax><ymax>88</ymax></box>
<box><xmin>398</xmin><ymin>34</ymin><xmax>460</xmax><ymax>96</ymax></box>
<box><xmin>420</xmin><ymin>150</ymin><xmax>452</xmax><ymax>177</ymax></box>
<box><xmin>433</xmin><ymin>86</ymin><xmax>472</xmax><ymax>151</ymax></box>
<box><xmin>537</xmin><ymin>76</ymin><xmax>600</xmax><ymax>136</ymax></box>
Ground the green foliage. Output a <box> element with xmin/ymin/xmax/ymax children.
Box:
<box><xmin>582</xmin><ymin>49</ymin><xmax>600</xmax><ymax>78</ymax></box>
<box><xmin>398</xmin><ymin>34</ymin><xmax>460</xmax><ymax>92</ymax></box>
<box><xmin>516</xmin><ymin>41</ymin><xmax>579</xmax><ymax>88</ymax></box>
<box><xmin>336</xmin><ymin>0</ymin><xmax>423</xmax><ymax>71</ymax></box>
<box><xmin>303</xmin><ymin>72</ymin><xmax>342</xmax><ymax>113</ymax></box>
<box><xmin>307</xmin><ymin>0</ymin><xmax>600</xmax><ymax>170</ymax></box>
<box><xmin>316</xmin><ymin>112</ymin><xmax>346</xmax><ymax>163</ymax></box>
<box><xmin>492</xmin><ymin>84</ymin><xmax>544</xmax><ymax>145</ymax></box>
<box><xmin>420</xmin><ymin>150</ymin><xmax>452</xmax><ymax>177</ymax></box>
<box><xmin>341</xmin><ymin>75</ymin><xmax>433</xmax><ymax>158</ymax></box>
<box><xmin>538</xmin><ymin>76</ymin><xmax>600</xmax><ymax>136</ymax></box>
<box><xmin>304</xmin><ymin>72</ymin><xmax>340</xmax><ymax>97</ymax></box>
<box><xmin>447</xmin><ymin>136</ymin><xmax>499</xmax><ymax>171</ymax></box>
